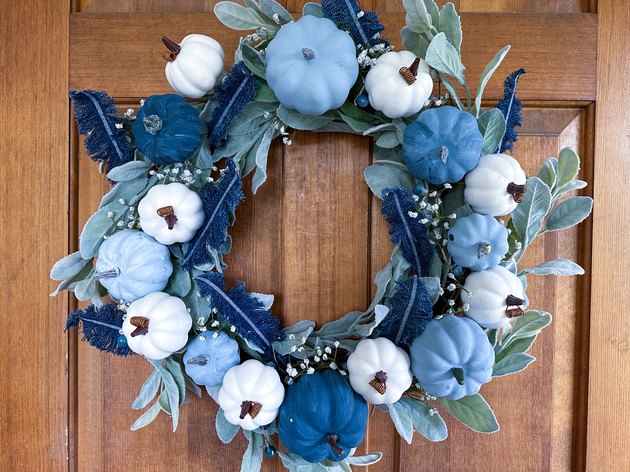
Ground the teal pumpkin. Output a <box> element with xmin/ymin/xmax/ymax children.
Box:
<box><xmin>447</xmin><ymin>213</ymin><xmax>509</xmax><ymax>271</ymax></box>
<box><xmin>132</xmin><ymin>94</ymin><xmax>201</xmax><ymax>164</ymax></box>
<box><xmin>183</xmin><ymin>332</ymin><xmax>240</xmax><ymax>387</ymax></box>
<box><xmin>410</xmin><ymin>315</ymin><xmax>494</xmax><ymax>400</ymax></box>
<box><xmin>94</xmin><ymin>229</ymin><xmax>173</xmax><ymax>302</ymax></box>
<box><xmin>403</xmin><ymin>106</ymin><xmax>483</xmax><ymax>184</ymax></box>
<box><xmin>278</xmin><ymin>370</ymin><xmax>368</xmax><ymax>463</ymax></box>
<box><xmin>265</xmin><ymin>16</ymin><xmax>359</xmax><ymax>116</ymax></box>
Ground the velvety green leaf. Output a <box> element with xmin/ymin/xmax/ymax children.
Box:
<box><xmin>302</xmin><ymin>2</ymin><xmax>323</xmax><ymax>17</ymax></box>
<box><xmin>438</xmin><ymin>2</ymin><xmax>462</xmax><ymax>51</ymax></box>
<box><xmin>99</xmin><ymin>174</ymin><xmax>151</xmax><ymax>208</ymax></box>
<box><xmin>277</xmin><ymin>105</ymin><xmax>335</xmax><ymax>130</ymax></box>
<box><xmin>537</xmin><ymin>157</ymin><xmax>557</xmax><ymax>191</ymax></box>
<box><xmin>425</xmin><ymin>33</ymin><xmax>465</xmax><ymax>83</ymax></box>
<box><xmin>50</xmin><ymin>251</ymin><xmax>89</xmax><ymax>280</ymax></box>
<box><xmin>364</xmin><ymin>164</ymin><xmax>414</xmax><ymax>199</ymax></box>
<box><xmin>493</xmin><ymin>352</ymin><xmax>535</xmax><ymax>377</ymax></box>
<box><xmin>260</xmin><ymin>0</ymin><xmax>293</xmax><ymax>24</ymax></box>
<box><xmin>403</xmin><ymin>0</ymin><xmax>434</xmax><ymax>35</ymax></box>
<box><xmin>496</xmin><ymin>335</ymin><xmax>537</xmax><ymax>362</ymax></box>
<box><xmin>439</xmin><ymin>394</ymin><xmax>499</xmax><ymax>433</ymax></box>
<box><xmin>375</xmin><ymin>131</ymin><xmax>400</xmax><ymax>148</ymax></box>
<box><xmin>251</xmin><ymin>125</ymin><xmax>275</xmax><ymax>193</ymax></box>
<box><xmin>338</xmin><ymin>112</ymin><xmax>371</xmax><ymax>133</ymax></box>
<box><xmin>556</xmin><ymin>147</ymin><xmax>580</xmax><ymax>191</ymax></box>
<box><xmin>401</xmin><ymin>26</ymin><xmax>430</xmax><ymax>59</ymax></box>
<box><xmin>474</xmin><ymin>45</ymin><xmax>510</xmax><ymax>116</ymax></box>
<box><xmin>241</xmin><ymin>430</ymin><xmax>264</xmax><ymax>472</ymax></box>
<box><xmin>399</xmin><ymin>397</ymin><xmax>448</xmax><ymax>441</ymax></box>
<box><xmin>477</xmin><ymin>108</ymin><xmax>506</xmax><ymax>155</ymax></box>
<box><xmin>130</xmin><ymin>400</ymin><xmax>162</xmax><ymax>431</ymax></box>
<box><xmin>79</xmin><ymin>201</ymin><xmax>126</xmax><ymax>258</ymax></box>
<box><xmin>255</xmin><ymin>83</ymin><xmax>277</xmax><ymax>103</ymax></box>
<box><xmin>241</xmin><ymin>43</ymin><xmax>266</xmax><ymax>79</ymax></box>
<box><xmin>511</xmin><ymin>177</ymin><xmax>552</xmax><ymax>248</ymax></box>
<box><xmin>106</xmin><ymin>160</ymin><xmax>152</xmax><ymax>182</ymax></box>
<box><xmin>545</xmin><ymin>196</ymin><xmax>593</xmax><ymax>232</ymax></box>
<box><xmin>49</xmin><ymin>260</ymin><xmax>94</xmax><ymax>297</ymax></box>
<box><xmin>132</xmin><ymin>369</ymin><xmax>161</xmax><ymax>410</ymax></box>
<box><xmin>345</xmin><ymin>452</ymin><xmax>383</xmax><ymax>465</ymax></box>
<box><xmin>167</xmin><ymin>260</ymin><xmax>192</xmax><ymax>297</ymax></box>
<box><xmin>150</xmin><ymin>360</ymin><xmax>181</xmax><ymax>431</ymax></box>
<box><xmin>555</xmin><ymin>179</ymin><xmax>587</xmax><ymax>197</ymax></box>
<box><xmin>522</xmin><ymin>259</ymin><xmax>584</xmax><ymax>276</ymax></box>
<box><xmin>214</xmin><ymin>2</ymin><xmax>266</xmax><ymax>30</ymax></box>
<box><xmin>508</xmin><ymin>310</ymin><xmax>551</xmax><ymax>342</ymax></box>
<box><xmin>389</xmin><ymin>402</ymin><xmax>414</xmax><ymax>444</ymax></box>
<box><xmin>216</xmin><ymin>408</ymin><xmax>240</xmax><ymax>443</ymax></box>
<box><xmin>165</xmin><ymin>358</ymin><xmax>187</xmax><ymax>406</ymax></box>
<box><xmin>74</xmin><ymin>277</ymin><xmax>99</xmax><ymax>301</ymax></box>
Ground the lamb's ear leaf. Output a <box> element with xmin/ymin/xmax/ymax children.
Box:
<box><xmin>216</xmin><ymin>408</ymin><xmax>240</xmax><ymax>444</ymax></box>
<box><xmin>240</xmin><ymin>430</ymin><xmax>265</xmax><ymax>472</ymax></box>
<box><xmin>439</xmin><ymin>394</ymin><xmax>499</xmax><ymax>433</ymax></box>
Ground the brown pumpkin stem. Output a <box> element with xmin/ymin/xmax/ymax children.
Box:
<box><xmin>326</xmin><ymin>434</ymin><xmax>344</xmax><ymax>456</ymax></box>
<box><xmin>186</xmin><ymin>355</ymin><xmax>209</xmax><ymax>366</ymax></box>
<box><xmin>239</xmin><ymin>400</ymin><xmax>263</xmax><ymax>420</ymax></box>
<box><xmin>157</xmin><ymin>205</ymin><xmax>178</xmax><ymax>230</ymax></box>
<box><xmin>369</xmin><ymin>370</ymin><xmax>388</xmax><ymax>395</ymax></box>
<box><xmin>129</xmin><ymin>316</ymin><xmax>150</xmax><ymax>337</ymax></box>
<box><xmin>507</xmin><ymin>182</ymin><xmax>527</xmax><ymax>203</ymax></box>
<box><xmin>505</xmin><ymin>294</ymin><xmax>525</xmax><ymax>318</ymax></box>
<box><xmin>399</xmin><ymin>58</ymin><xmax>421</xmax><ymax>85</ymax></box>
<box><xmin>161</xmin><ymin>36</ymin><xmax>181</xmax><ymax>62</ymax></box>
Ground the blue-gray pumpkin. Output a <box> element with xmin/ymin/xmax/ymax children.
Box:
<box><xmin>447</xmin><ymin>213</ymin><xmax>509</xmax><ymax>271</ymax></box>
<box><xmin>278</xmin><ymin>370</ymin><xmax>368</xmax><ymax>463</ymax></box>
<box><xmin>132</xmin><ymin>94</ymin><xmax>201</xmax><ymax>164</ymax></box>
<box><xmin>265</xmin><ymin>16</ymin><xmax>359</xmax><ymax>116</ymax></box>
<box><xmin>410</xmin><ymin>315</ymin><xmax>494</xmax><ymax>400</ymax></box>
<box><xmin>94</xmin><ymin>229</ymin><xmax>173</xmax><ymax>302</ymax></box>
<box><xmin>183</xmin><ymin>332</ymin><xmax>240</xmax><ymax>387</ymax></box>
<box><xmin>403</xmin><ymin>106</ymin><xmax>483</xmax><ymax>184</ymax></box>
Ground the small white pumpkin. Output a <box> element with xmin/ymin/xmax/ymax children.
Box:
<box><xmin>218</xmin><ymin>359</ymin><xmax>285</xmax><ymax>431</ymax></box>
<box><xmin>364</xmin><ymin>51</ymin><xmax>433</xmax><ymax>119</ymax></box>
<box><xmin>347</xmin><ymin>338</ymin><xmax>413</xmax><ymax>405</ymax></box>
<box><xmin>163</xmin><ymin>35</ymin><xmax>225</xmax><ymax>99</ymax></box>
<box><xmin>461</xmin><ymin>265</ymin><xmax>527</xmax><ymax>329</ymax></box>
<box><xmin>464</xmin><ymin>153</ymin><xmax>527</xmax><ymax>216</ymax></box>
<box><xmin>138</xmin><ymin>182</ymin><xmax>204</xmax><ymax>245</ymax></box>
<box><xmin>122</xmin><ymin>292</ymin><xmax>192</xmax><ymax>360</ymax></box>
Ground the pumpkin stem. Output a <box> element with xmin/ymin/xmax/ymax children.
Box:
<box><xmin>507</xmin><ymin>182</ymin><xmax>527</xmax><ymax>203</ymax></box>
<box><xmin>239</xmin><ymin>400</ymin><xmax>263</xmax><ymax>420</ymax></box>
<box><xmin>129</xmin><ymin>316</ymin><xmax>150</xmax><ymax>337</ymax></box>
<box><xmin>399</xmin><ymin>58</ymin><xmax>421</xmax><ymax>85</ymax></box>
<box><xmin>92</xmin><ymin>267</ymin><xmax>120</xmax><ymax>280</ymax></box>
<box><xmin>157</xmin><ymin>205</ymin><xmax>178</xmax><ymax>230</ymax></box>
<box><xmin>369</xmin><ymin>370</ymin><xmax>388</xmax><ymax>395</ymax></box>
<box><xmin>302</xmin><ymin>48</ymin><xmax>315</xmax><ymax>61</ymax></box>
<box><xmin>505</xmin><ymin>294</ymin><xmax>525</xmax><ymax>318</ymax></box>
<box><xmin>439</xmin><ymin>146</ymin><xmax>449</xmax><ymax>163</ymax></box>
<box><xmin>161</xmin><ymin>36</ymin><xmax>181</xmax><ymax>62</ymax></box>
<box><xmin>326</xmin><ymin>434</ymin><xmax>344</xmax><ymax>456</ymax></box>
<box><xmin>186</xmin><ymin>355</ymin><xmax>209</xmax><ymax>366</ymax></box>
<box><xmin>477</xmin><ymin>242</ymin><xmax>492</xmax><ymax>258</ymax></box>
<box><xmin>452</xmin><ymin>367</ymin><xmax>465</xmax><ymax>385</ymax></box>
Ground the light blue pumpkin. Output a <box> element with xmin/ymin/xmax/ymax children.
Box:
<box><xmin>265</xmin><ymin>16</ymin><xmax>359</xmax><ymax>116</ymax></box>
<box><xmin>183</xmin><ymin>332</ymin><xmax>240</xmax><ymax>387</ymax></box>
<box><xmin>278</xmin><ymin>370</ymin><xmax>368</xmax><ymax>463</ymax></box>
<box><xmin>132</xmin><ymin>94</ymin><xmax>201</xmax><ymax>164</ymax></box>
<box><xmin>410</xmin><ymin>315</ymin><xmax>494</xmax><ymax>400</ymax></box>
<box><xmin>447</xmin><ymin>213</ymin><xmax>509</xmax><ymax>271</ymax></box>
<box><xmin>403</xmin><ymin>106</ymin><xmax>483</xmax><ymax>184</ymax></box>
<box><xmin>94</xmin><ymin>229</ymin><xmax>173</xmax><ymax>302</ymax></box>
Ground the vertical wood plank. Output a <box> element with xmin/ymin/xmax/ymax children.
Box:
<box><xmin>0</xmin><ymin>0</ymin><xmax>69</xmax><ymax>470</ymax></box>
<box><xmin>587</xmin><ymin>0</ymin><xmax>630</xmax><ymax>470</ymax></box>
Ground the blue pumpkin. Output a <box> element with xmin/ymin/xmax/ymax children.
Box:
<box><xmin>183</xmin><ymin>332</ymin><xmax>240</xmax><ymax>387</ymax></box>
<box><xmin>132</xmin><ymin>94</ymin><xmax>201</xmax><ymax>164</ymax></box>
<box><xmin>447</xmin><ymin>213</ymin><xmax>509</xmax><ymax>271</ymax></box>
<box><xmin>278</xmin><ymin>370</ymin><xmax>368</xmax><ymax>463</ymax></box>
<box><xmin>265</xmin><ymin>16</ymin><xmax>359</xmax><ymax>116</ymax></box>
<box><xmin>403</xmin><ymin>106</ymin><xmax>483</xmax><ymax>184</ymax></box>
<box><xmin>94</xmin><ymin>229</ymin><xmax>173</xmax><ymax>302</ymax></box>
<box><xmin>410</xmin><ymin>315</ymin><xmax>494</xmax><ymax>400</ymax></box>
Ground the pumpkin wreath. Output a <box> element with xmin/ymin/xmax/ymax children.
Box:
<box><xmin>51</xmin><ymin>0</ymin><xmax>593</xmax><ymax>470</ymax></box>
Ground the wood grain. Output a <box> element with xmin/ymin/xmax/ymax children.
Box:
<box><xmin>0</xmin><ymin>0</ymin><xmax>69</xmax><ymax>470</ymax></box>
<box><xmin>587</xmin><ymin>0</ymin><xmax>630</xmax><ymax>470</ymax></box>
<box><xmin>69</xmin><ymin>12</ymin><xmax>597</xmax><ymax>102</ymax></box>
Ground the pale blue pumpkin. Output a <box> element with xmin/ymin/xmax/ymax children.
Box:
<box><xmin>265</xmin><ymin>16</ymin><xmax>359</xmax><ymax>116</ymax></box>
<box><xmin>94</xmin><ymin>229</ymin><xmax>173</xmax><ymax>302</ymax></box>
<box><xmin>278</xmin><ymin>370</ymin><xmax>368</xmax><ymax>463</ymax></box>
<box><xmin>447</xmin><ymin>213</ymin><xmax>509</xmax><ymax>271</ymax></box>
<box><xmin>403</xmin><ymin>106</ymin><xmax>483</xmax><ymax>184</ymax></box>
<box><xmin>132</xmin><ymin>94</ymin><xmax>202</xmax><ymax>164</ymax></box>
<box><xmin>410</xmin><ymin>315</ymin><xmax>494</xmax><ymax>400</ymax></box>
<box><xmin>183</xmin><ymin>332</ymin><xmax>240</xmax><ymax>387</ymax></box>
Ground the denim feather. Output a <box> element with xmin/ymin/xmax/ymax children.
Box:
<box><xmin>496</xmin><ymin>68</ymin><xmax>526</xmax><ymax>153</ymax></box>
<box><xmin>381</xmin><ymin>187</ymin><xmax>433</xmax><ymax>277</ymax></box>
<box><xmin>69</xmin><ymin>90</ymin><xmax>132</xmax><ymax>170</ymax></box>
<box><xmin>373</xmin><ymin>275</ymin><xmax>433</xmax><ymax>346</ymax></box>
<box><xmin>182</xmin><ymin>159</ymin><xmax>244</xmax><ymax>269</ymax></box>
<box><xmin>321</xmin><ymin>0</ymin><xmax>389</xmax><ymax>47</ymax></box>
<box><xmin>65</xmin><ymin>304</ymin><xmax>132</xmax><ymax>356</ymax></box>
<box><xmin>207</xmin><ymin>62</ymin><xmax>259</xmax><ymax>150</ymax></box>
<box><xmin>194</xmin><ymin>272</ymin><xmax>284</xmax><ymax>361</ymax></box>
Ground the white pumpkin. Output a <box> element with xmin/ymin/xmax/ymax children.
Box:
<box><xmin>138</xmin><ymin>182</ymin><xmax>204</xmax><ymax>245</ymax></box>
<box><xmin>163</xmin><ymin>34</ymin><xmax>225</xmax><ymax>99</ymax></box>
<box><xmin>347</xmin><ymin>338</ymin><xmax>413</xmax><ymax>405</ymax></box>
<box><xmin>218</xmin><ymin>359</ymin><xmax>285</xmax><ymax>430</ymax></box>
<box><xmin>461</xmin><ymin>265</ymin><xmax>527</xmax><ymax>329</ymax></box>
<box><xmin>364</xmin><ymin>51</ymin><xmax>433</xmax><ymax>119</ymax></box>
<box><xmin>122</xmin><ymin>292</ymin><xmax>192</xmax><ymax>360</ymax></box>
<box><xmin>464</xmin><ymin>153</ymin><xmax>527</xmax><ymax>216</ymax></box>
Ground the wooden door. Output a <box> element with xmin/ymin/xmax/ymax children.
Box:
<box><xmin>2</xmin><ymin>0</ymin><xmax>630</xmax><ymax>470</ymax></box>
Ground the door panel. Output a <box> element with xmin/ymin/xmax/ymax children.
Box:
<box><xmin>67</xmin><ymin>1</ymin><xmax>597</xmax><ymax>471</ymax></box>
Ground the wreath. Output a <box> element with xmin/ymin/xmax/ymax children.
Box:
<box><xmin>51</xmin><ymin>0</ymin><xmax>593</xmax><ymax>470</ymax></box>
